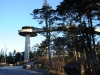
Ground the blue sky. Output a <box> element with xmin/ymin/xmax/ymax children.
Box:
<box><xmin>0</xmin><ymin>0</ymin><xmax>62</xmax><ymax>54</ymax></box>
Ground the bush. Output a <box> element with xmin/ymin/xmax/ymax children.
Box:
<box><xmin>50</xmin><ymin>57</ymin><xmax>66</xmax><ymax>75</ymax></box>
<box><xmin>34</xmin><ymin>57</ymin><xmax>49</xmax><ymax>69</ymax></box>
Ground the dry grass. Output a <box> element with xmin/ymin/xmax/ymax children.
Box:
<box><xmin>34</xmin><ymin>57</ymin><xmax>49</xmax><ymax>64</ymax></box>
<box><xmin>34</xmin><ymin>57</ymin><xmax>49</xmax><ymax>69</ymax></box>
<box><xmin>35</xmin><ymin>56</ymin><xmax>93</xmax><ymax>75</ymax></box>
<box><xmin>35</xmin><ymin>56</ymin><xmax>100</xmax><ymax>75</ymax></box>
<box><xmin>34</xmin><ymin>57</ymin><xmax>66</xmax><ymax>75</ymax></box>
<box><xmin>50</xmin><ymin>57</ymin><xmax>67</xmax><ymax>75</ymax></box>
<box><xmin>35</xmin><ymin>56</ymin><xmax>67</xmax><ymax>75</ymax></box>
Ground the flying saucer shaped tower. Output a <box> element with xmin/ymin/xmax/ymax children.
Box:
<box><xmin>18</xmin><ymin>26</ymin><xmax>37</xmax><ymax>60</ymax></box>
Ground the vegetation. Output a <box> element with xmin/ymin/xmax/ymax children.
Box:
<box><xmin>0</xmin><ymin>49</ymin><xmax>36</xmax><ymax>65</ymax></box>
<box><xmin>30</xmin><ymin>0</ymin><xmax>100</xmax><ymax>75</ymax></box>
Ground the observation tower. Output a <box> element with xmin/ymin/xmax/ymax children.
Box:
<box><xmin>18</xmin><ymin>26</ymin><xmax>37</xmax><ymax>60</ymax></box>
<box><xmin>18</xmin><ymin>25</ymin><xmax>100</xmax><ymax>61</ymax></box>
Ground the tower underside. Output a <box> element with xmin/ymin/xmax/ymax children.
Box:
<box><xmin>24</xmin><ymin>34</ymin><xmax>30</xmax><ymax>60</ymax></box>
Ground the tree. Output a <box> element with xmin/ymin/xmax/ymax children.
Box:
<box><xmin>29</xmin><ymin>51</ymin><xmax>34</xmax><ymax>60</ymax></box>
<box><xmin>13</xmin><ymin>50</ymin><xmax>16</xmax><ymax>56</ymax></box>
<box><xmin>15</xmin><ymin>52</ymin><xmax>21</xmax><ymax>63</ymax></box>
<box><xmin>29</xmin><ymin>0</ymin><xmax>100</xmax><ymax>74</ymax></box>
<box><xmin>21</xmin><ymin>52</ymin><xmax>24</xmax><ymax>61</ymax></box>
<box><xmin>30</xmin><ymin>0</ymin><xmax>55</xmax><ymax>68</ymax></box>
<box><xmin>96</xmin><ymin>41</ymin><xmax>100</xmax><ymax>62</ymax></box>
<box><xmin>0</xmin><ymin>48</ymin><xmax>5</xmax><ymax>63</ymax></box>
<box><xmin>8</xmin><ymin>52</ymin><xmax>13</xmax><ymax>64</ymax></box>
<box><xmin>12</xmin><ymin>50</ymin><xmax>16</xmax><ymax>64</ymax></box>
<box><xmin>56</xmin><ymin>0</ymin><xmax>100</xmax><ymax>74</ymax></box>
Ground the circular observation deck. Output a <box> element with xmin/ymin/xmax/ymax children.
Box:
<box><xmin>18</xmin><ymin>26</ymin><xmax>37</xmax><ymax>37</ymax></box>
<box><xmin>94</xmin><ymin>28</ymin><xmax>100</xmax><ymax>35</ymax></box>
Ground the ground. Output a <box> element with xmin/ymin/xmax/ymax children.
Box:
<box><xmin>0</xmin><ymin>66</ymin><xmax>46</xmax><ymax>75</ymax></box>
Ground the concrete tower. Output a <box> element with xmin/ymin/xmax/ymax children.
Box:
<box><xmin>18</xmin><ymin>26</ymin><xmax>37</xmax><ymax>60</ymax></box>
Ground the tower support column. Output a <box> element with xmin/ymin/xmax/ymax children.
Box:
<box><xmin>24</xmin><ymin>34</ymin><xmax>30</xmax><ymax>60</ymax></box>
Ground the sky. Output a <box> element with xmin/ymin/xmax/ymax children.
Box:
<box><xmin>0</xmin><ymin>0</ymin><xmax>63</xmax><ymax>54</ymax></box>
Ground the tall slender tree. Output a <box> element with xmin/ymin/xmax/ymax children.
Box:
<box><xmin>30</xmin><ymin>0</ymin><xmax>55</xmax><ymax>68</ymax></box>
